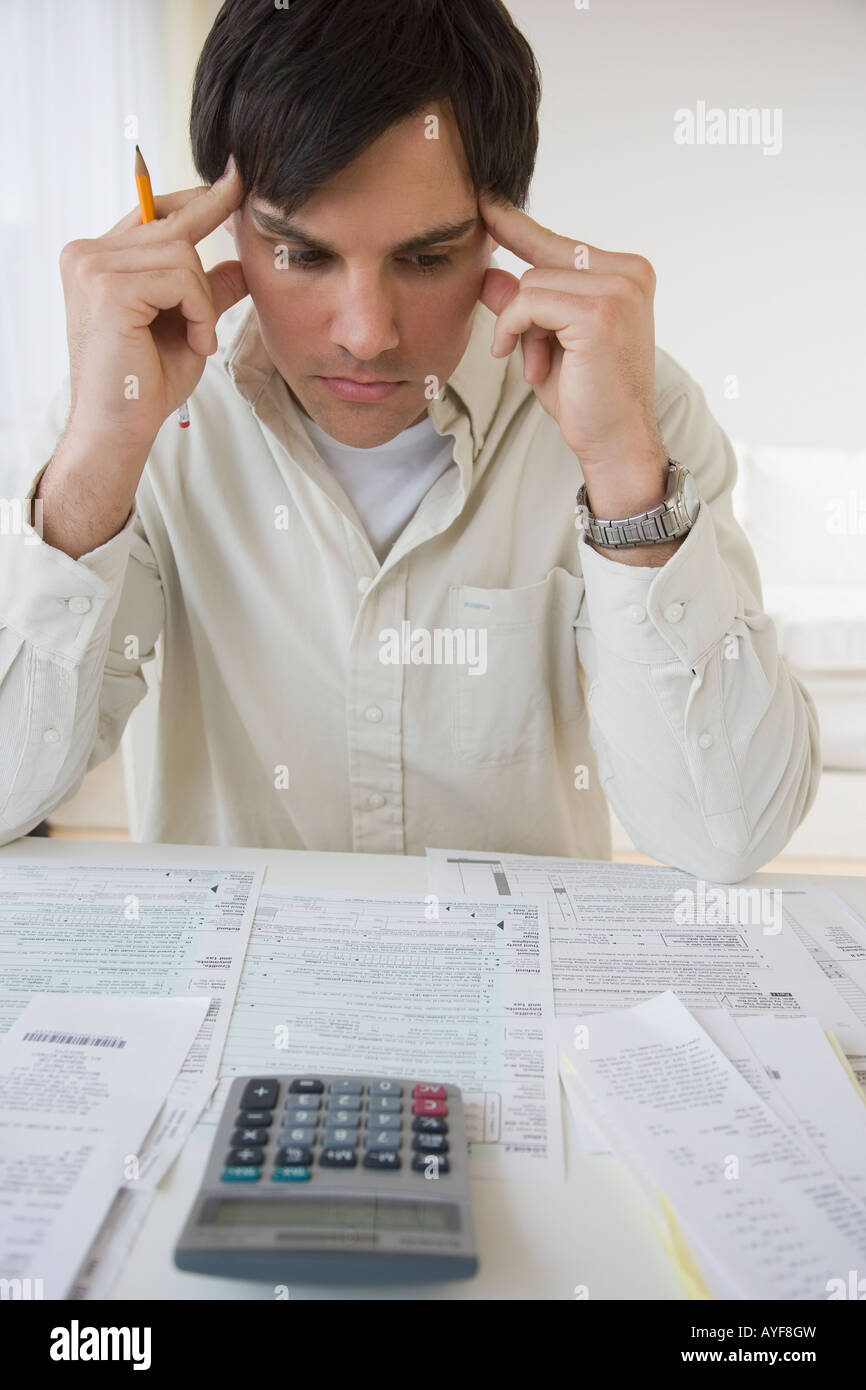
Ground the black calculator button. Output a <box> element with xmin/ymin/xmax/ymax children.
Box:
<box><xmin>367</xmin><ymin>1096</ymin><xmax>401</xmax><ymax>1114</ymax></box>
<box><xmin>280</xmin><ymin>1125</ymin><xmax>317</xmax><ymax>1146</ymax></box>
<box><xmin>289</xmin><ymin>1077</ymin><xmax>324</xmax><ymax>1093</ymax></box>
<box><xmin>241</xmin><ymin>1079</ymin><xmax>279</xmax><ymax>1110</ymax></box>
<box><xmin>319</xmin><ymin>1147</ymin><xmax>358</xmax><ymax>1168</ymax></box>
<box><xmin>412</xmin><ymin>1116</ymin><xmax>448</xmax><ymax>1134</ymax></box>
<box><xmin>328</xmin><ymin>1079</ymin><xmax>363</xmax><ymax>1094</ymax></box>
<box><xmin>412</xmin><ymin>1133</ymin><xmax>448</xmax><ymax>1153</ymax></box>
<box><xmin>326</xmin><ymin>1108</ymin><xmax>360</xmax><ymax>1126</ymax></box>
<box><xmin>322</xmin><ymin>1128</ymin><xmax>358</xmax><ymax>1147</ymax></box>
<box><xmin>227</xmin><ymin>1146</ymin><xmax>265</xmax><ymax>1166</ymax></box>
<box><xmin>369</xmin><ymin>1080</ymin><xmax>402</xmax><ymax>1096</ymax></box>
<box><xmin>365</xmin><ymin>1112</ymin><xmax>400</xmax><ymax>1130</ymax></box>
<box><xmin>327</xmin><ymin>1094</ymin><xmax>362</xmax><ymax>1111</ymax></box>
<box><xmin>284</xmin><ymin>1094</ymin><xmax>321</xmax><ymax>1111</ymax></box>
<box><xmin>366</xmin><ymin>1131</ymin><xmax>401</xmax><ymax>1151</ymax></box>
<box><xmin>412</xmin><ymin>1154</ymin><xmax>451</xmax><ymax>1175</ymax></box>
<box><xmin>276</xmin><ymin>1145</ymin><xmax>314</xmax><ymax>1166</ymax></box>
<box><xmin>231</xmin><ymin>1127</ymin><xmax>269</xmax><ymax>1146</ymax></box>
<box><xmin>363</xmin><ymin>1150</ymin><xmax>402</xmax><ymax>1171</ymax></box>
<box><xmin>236</xmin><ymin>1110</ymin><xmax>272</xmax><ymax>1127</ymax></box>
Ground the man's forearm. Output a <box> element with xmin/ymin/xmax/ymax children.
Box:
<box><xmin>35</xmin><ymin>430</ymin><xmax>149</xmax><ymax>561</ymax></box>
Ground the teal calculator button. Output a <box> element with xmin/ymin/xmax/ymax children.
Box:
<box><xmin>272</xmin><ymin>1165</ymin><xmax>311</xmax><ymax>1182</ymax></box>
<box><xmin>221</xmin><ymin>1166</ymin><xmax>261</xmax><ymax>1181</ymax></box>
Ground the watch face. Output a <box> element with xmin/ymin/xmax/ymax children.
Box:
<box><xmin>683</xmin><ymin>471</ymin><xmax>700</xmax><ymax>522</ymax></box>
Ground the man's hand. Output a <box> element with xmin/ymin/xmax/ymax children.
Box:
<box><xmin>59</xmin><ymin>156</ymin><xmax>248</xmax><ymax>451</ymax></box>
<box><xmin>477</xmin><ymin>192</ymin><xmax>680</xmax><ymax>562</ymax></box>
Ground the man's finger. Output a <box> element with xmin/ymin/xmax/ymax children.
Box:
<box><xmin>107</xmin><ymin>186</ymin><xmax>213</xmax><ymax>237</ymax></box>
<box><xmin>478</xmin><ymin>265</ymin><xmax>521</xmax><ymax>318</ymax></box>
<box><xmin>478</xmin><ymin>190</ymin><xmax>618</xmax><ymax>273</ymax></box>
<box><xmin>206</xmin><ymin>259</ymin><xmax>250</xmax><ymax>321</ymax></box>
<box><xmin>160</xmin><ymin>158</ymin><xmax>245</xmax><ymax>246</ymax></box>
<box><xmin>109</xmin><ymin>159</ymin><xmax>244</xmax><ymax>247</ymax></box>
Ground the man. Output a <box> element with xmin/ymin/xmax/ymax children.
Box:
<box><xmin>0</xmin><ymin>0</ymin><xmax>819</xmax><ymax>879</ymax></box>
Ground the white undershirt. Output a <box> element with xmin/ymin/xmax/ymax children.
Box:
<box><xmin>302</xmin><ymin>412</ymin><xmax>455</xmax><ymax>562</ymax></box>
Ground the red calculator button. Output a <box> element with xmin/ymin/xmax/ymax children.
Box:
<box><xmin>413</xmin><ymin>1084</ymin><xmax>447</xmax><ymax>1100</ymax></box>
<box><xmin>412</xmin><ymin>1099</ymin><xmax>448</xmax><ymax>1116</ymax></box>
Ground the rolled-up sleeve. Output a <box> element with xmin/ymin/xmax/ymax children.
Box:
<box><xmin>575</xmin><ymin>379</ymin><xmax>821</xmax><ymax>882</ymax></box>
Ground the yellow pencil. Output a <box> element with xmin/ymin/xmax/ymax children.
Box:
<box><xmin>134</xmin><ymin>145</ymin><xmax>190</xmax><ymax>428</ymax></box>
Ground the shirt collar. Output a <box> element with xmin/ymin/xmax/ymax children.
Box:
<box><xmin>221</xmin><ymin>295</ymin><xmax>510</xmax><ymax>472</ymax></box>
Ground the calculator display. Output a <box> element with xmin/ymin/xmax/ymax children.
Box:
<box><xmin>207</xmin><ymin>1198</ymin><xmax>459</xmax><ymax>1231</ymax></box>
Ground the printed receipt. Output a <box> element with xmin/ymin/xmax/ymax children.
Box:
<box><xmin>0</xmin><ymin>994</ymin><xmax>209</xmax><ymax>1300</ymax></box>
<box><xmin>557</xmin><ymin>992</ymin><xmax>866</xmax><ymax>1299</ymax></box>
<box><xmin>213</xmin><ymin>891</ymin><xmax>563</xmax><ymax>1181</ymax></box>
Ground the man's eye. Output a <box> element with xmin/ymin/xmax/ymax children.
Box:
<box><xmin>284</xmin><ymin>249</ymin><xmax>325</xmax><ymax>268</ymax></box>
<box><xmin>404</xmin><ymin>253</ymin><xmax>451</xmax><ymax>274</ymax></box>
<box><xmin>279</xmin><ymin>249</ymin><xmax>451</xmax><ymax>274</ymax></box>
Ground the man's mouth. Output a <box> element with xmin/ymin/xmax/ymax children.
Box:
<box><xmin>316</xmin><ymin>376</ymin><xmax>407</xmax><ymax>402</ymax></box>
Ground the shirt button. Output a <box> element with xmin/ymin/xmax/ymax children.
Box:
<box><xmin>664</xmin><ymin>602</ymin><xmax>685</xmax><ymax>623</ymax></box>
<box><xmin>367</xmin><ymin>792</ymin><xmax>386</xmax><ymax>809</ymax></box>
<box><xmin>357</xmin><ymin>577</ymin><xmax>371</xmax><ymax>594</ymax></box>
<box><xmin>626</xmin><ymin>604</ymin><xmax>646</xmax><ymax>623</ymax></box>
<box><xmin>43</xmin><ymin>728</ymin><xmax>61</xmax><ymax>744</ymax></box>
<box><xmin>67</xmin><ymin>596</ymin><xmax>91</xmax><ymax>615</ymax></box>
<box><xmin>698</xmin><ymin>731</ymin><xmax>714</xmax><ymax>749</ymax></box>
<box><xmin>365</xmin><ymin>706</ymin><xmax>383</xmax><ymax>723</ymax></box>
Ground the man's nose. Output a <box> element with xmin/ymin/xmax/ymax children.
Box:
<box><xmin>327</xmin><ymin>270</ymin><xmax>400</xmax><ymax>361</ymax></box>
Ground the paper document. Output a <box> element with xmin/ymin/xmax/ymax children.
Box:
<box><xmin>0</xmin><ymin>993</ymin><xmax>209</xmax><ymax>1300</ymax></box>
<box><xmin>0</xmin><ymin>859</ymin><xmax>263</xmax><ymax>1298</ymax></box>
<box><xmin>557</xmin><ymin>993</ymin><xmax>866</xmax><ymax>1299</ymax></box>
<box><xmin>213</xmin><ymin>891</ymin><xmax>563</xmax><ymax>1181</ymax></box>
<box><xmin>427</xmin><ymin>851</ymin><xmax>866</xmax><ymax>1076</ymax></box>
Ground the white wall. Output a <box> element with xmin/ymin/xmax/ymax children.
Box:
<box><xmin>504</xmin><ymin>0</ymin><xmax>866</xmax><ymax>449</ymax></box>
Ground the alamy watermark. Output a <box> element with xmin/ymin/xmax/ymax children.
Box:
<box><xmin>379</xmin><ymin>622</ymin><xmax>487</xmax><ymax>676</ymax></box>
<box><xmin>674</xmin><ymin>101</ymin><xmax>782</xmax><ymax>156</ymax></box>
<box><xmin>674</xmin><ymin>880</ymin><xmax>783</xmax><ymax>935</ymax></box>
<box><xmin>0</xmin><ymin>497</ymin><xmax>43</xmax><ymax>544</ymax></box>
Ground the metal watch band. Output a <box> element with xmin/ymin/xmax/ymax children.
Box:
<box><xmin>575</xmin><ymin>460</ymin><xmax>695</xmax><ymax>548</ymax></box>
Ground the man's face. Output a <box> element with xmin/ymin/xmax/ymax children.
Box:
<box><xmin>227</xmin><ymin>103</ymin><xmax>494</xmax><ymax>446</ymax></box>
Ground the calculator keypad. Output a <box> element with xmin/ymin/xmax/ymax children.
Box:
<box><xmin>220</xmin><ymin>1077</ymin><xmax>452</xmax><ymax>1184</ymax></box>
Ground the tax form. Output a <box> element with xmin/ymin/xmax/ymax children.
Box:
<box><xmin>426</xmin><ymin>850</ymin><xmax>866</xmax><ymax>1078</ymax></box>
<box><xmin>0</xmin><ymin>860</ymin><xmax>263</xmax><ymax>1296</ymax></box>
<box><xmin>557</xmin><ymin>992</ymin><xmax>866</xmax><ymax>1300</ymax></box>
<box><xmin>213</xmin><ymin>891</ymin><xmax>563</xmax><ymax>1181</ymax></box>
<box><xmin>0</xmin><ymin>993</ymin><xmax>209</xmax><ymax>1300</ymax></box>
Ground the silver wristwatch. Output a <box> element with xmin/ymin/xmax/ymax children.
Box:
<box><xmin>575</xmin><ymin>459</ymin><xmax>700</xmax><ymax>548</ymax></box>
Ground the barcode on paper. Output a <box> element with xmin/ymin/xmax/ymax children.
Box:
<box><xmin>22</xmin><ymin>1030</ymin><xmax>127</xmax><ymax>1048</ymax></box>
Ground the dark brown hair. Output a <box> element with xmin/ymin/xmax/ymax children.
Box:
<box><xmin>190</xmin><ymin>0</ymin><xmax>541</xmax><ymax>216</ymax></box>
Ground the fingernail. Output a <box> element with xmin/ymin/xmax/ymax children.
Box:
<box><xmin>218</xmin><ymin>153</ymin><xmax>236</xmax><ymax>181</ymax></box>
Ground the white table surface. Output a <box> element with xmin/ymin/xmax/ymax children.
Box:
<box><xmin>3</xmin><ymin>836</ymin><xmax>865</xmax><ymax>1301</ymax></box>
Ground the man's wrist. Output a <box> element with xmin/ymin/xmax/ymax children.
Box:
<box><xmin>578</xmin><ymin>434</ymin><xmax>669</xmax><ymax>518</ymax></box>
<box><xmin>576</xmin><ymin>436</ymin><xmax>686</xmax><ymax>568</ymax></box>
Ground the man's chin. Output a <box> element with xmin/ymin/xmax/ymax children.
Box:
<box><xmin>293</xmin><ymin>380</ymin><xmax>430</xmax><ymax>447</ymax></box>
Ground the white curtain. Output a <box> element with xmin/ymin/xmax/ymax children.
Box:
<box><xmin>0</xmin><ymin>0</ymin><xmax>164</xmax><ymax>494</ymax></box>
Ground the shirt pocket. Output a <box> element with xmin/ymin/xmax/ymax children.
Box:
<box><xmin>448</xmin><ymin>566</ymin><xmax>587</xmax><ymax>766</ymax></box>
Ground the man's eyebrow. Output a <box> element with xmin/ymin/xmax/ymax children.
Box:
<box><xmin>250</xmin><ymin>208</ymin><xmax>477</xmax><ymax>255</ymax></box>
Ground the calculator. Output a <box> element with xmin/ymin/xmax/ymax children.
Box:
<box><xmin>174</xmin><ymin>1074</ymin><xmax>479</xmax><ymax>1284</ymax></box>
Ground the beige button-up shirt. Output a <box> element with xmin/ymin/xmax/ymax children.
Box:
<box><xmin>1</xmin><ymin>300</ymin><xmax>820</xmax><ymax>879</ymax></box>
